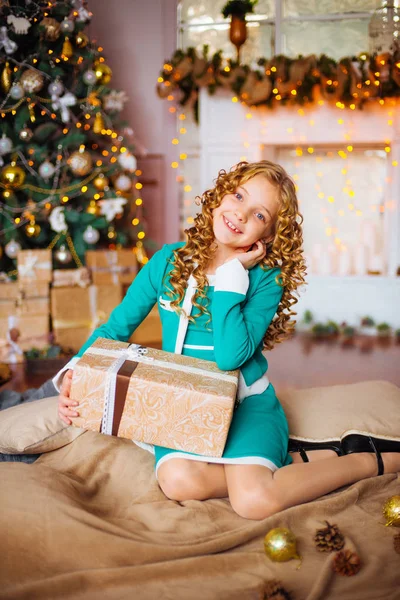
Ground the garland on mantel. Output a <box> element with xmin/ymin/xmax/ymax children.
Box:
<box><xmin>157</xmin><ymin>45</ymin><xmax>400</xmax><ymax>121</ymax></box>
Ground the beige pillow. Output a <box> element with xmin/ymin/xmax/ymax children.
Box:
<box><xmin>0</xmin><ymin>396</ymin><xmax>84</xmax><ymax>454</ymax></box>
<box><xmin>279</xmin><ymin>380</ymin><xmax>400</xmax><ymax>443</ymax></box>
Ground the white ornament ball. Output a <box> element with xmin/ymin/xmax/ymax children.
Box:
<box><xmin>0</xmin><ymin>135</ymin><xmax>12</xmax><ymax>155</ymax></box>
<box><xmin>83</xmin><ymin>225</ymin><xmax>100</xmax><ymax>244</ymax></box>
<box><xmin>114</xmin><ymin>173</ymin><xmax>132</xmax><ymax>192</ymax></box>
<box><xmin>60</xmin><ymin>18</ymin><xmax>75</xmax><ymax>33</ymax></box>
<box><xmin>118</xmin><ymin>152</ymin><xmax>137</xmax><ymax>172</ymax></box>
<box><xmin>83</xmin><ymin>70</ymin><xmax>97</xmax><ymax>85</ymax></box>
<box><xmin>55</xmin><ymin>244</ymin><xmax>72</xmax><ymax>264</ymax></box>
<box><xmin>48</xmin><ymin>80</ymin><xmax>64</xmax><ymax>96</ymax></box>
<box><xmin>39</xmin><ymin>160</ymin><xmax>56</xmax><ymax>180</ymax></box>
<box><xmin>5</xmin><ymin>239</ymin><xmax>22</xmax><ymax>259</ymax></box>
<box><xmin>10</xmin><ymin>83</ymin><xmax>24</xmax><ymax>100</ymax></box>
<box><xmin>19</xmin><ymin>127</ymin><xmax>33</xmax><ymax>142</ymax></box>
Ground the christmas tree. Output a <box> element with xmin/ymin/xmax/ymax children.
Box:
<box><xmin>0</xmin><ymin>0</ymin><xmax>148</xmax><ymax>276</ymax></box>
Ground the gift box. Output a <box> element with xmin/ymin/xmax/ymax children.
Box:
<box><xmin>53</xmin><ymin>267</ymin><xmax>91</xmax><ymax>288</ymax></box>
<box><xmin>17</xmin><ymin>249</ymin><xmax>52</xmax><ymax>283</ymax></box>
<box><xmin>130</xmin><ymin>306</ymin><xmax>162</xmax><ymax>347</ymax></box>
<box><xmin>51</xmin><ymin>285</ymin><xmax>122</xmax><ymax>352</ymax></box>
<box><xmin>70</xmin><ymin>337</ymin><xmax>239</xmax><ymax>457</ymax></box>
<box><xmin>0</xmin><ymin>282</ymin><xmax>49</xmax><ymax>318</ymax></box>
<box><xmin>0</xmin><ymin>314</ymin><xmax>49</xmax><ymax>354</ymax></box>
<box><xmin>86</xmin><ymin>250</ymin><xmax>137</xmax><ymax>285</ymax></box>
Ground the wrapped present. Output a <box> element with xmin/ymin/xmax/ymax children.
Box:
<box><xmin>0</xmin><ymin>282</ymin><xmax>49</xmax><ymax>318</ymax></box>
<box><xmin>51</xmin><ymin>284</ymin><xmax>122</xmax><ymax>352</ymax></box>
<box><xmin>17</xmin><ymin>249</ymin><xmax>52</xmax><ymax>282</ymax></box>
<box><xmin>53</xmin><ymin>267</ymin><xmax>91</xmax><ymax>288</ymax></box>
<box><xmin>0</xmin><ymin>314</ymin><xmax>49</xmax><ymax>359</ymax></box>
<box><xmin>70</xmin><ymin>337</ymin><xmax>239</xmax><ymax>458</ymax></box>
<box><xmin>130</xmin><ymin>306</ymin><xmax>162</xmax><ymax>346</ymax></box>
<box><xmin>86</xmin><ymin>249</ymin><xmax>137</xmax><ymax>285</ymax></box>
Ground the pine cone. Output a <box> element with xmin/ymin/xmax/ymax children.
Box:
<box><xmin>394</xmin><ymin>533</ymin><xmax>400</xmax><ymax>555</ymax></box>
<box><xmin>332</xmin><ymin>550</ymin><xmax>362</xmax><ymax>576</ymax></box>
<box><xmin>314</xmin><ymin>521</ymin><xmax>345</xmax><ymax>552</ymax></box>
<box><xmin>263</xmin><ymin>579</ymin><xmax>293</xmax><ymax>600</ymax></box>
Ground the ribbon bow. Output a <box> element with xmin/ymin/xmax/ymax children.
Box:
<box><xmin>18</xmin><ymin>255</ymin><xmax>50</xmax><ymax>278</ymax></box>
<box><xmin>125</xmin><ymin>344</ymin><xmax>154</xmax><ymax>362</ymax></box>
<box><xmin>52</xmin><ymin>92</ymin><xmax>76</xmax><ymax>123</ymax></box>
<box><xmin>0</xmin><ymin>26</ymin><xmax>18</xmax><ymax>54</ymax></box>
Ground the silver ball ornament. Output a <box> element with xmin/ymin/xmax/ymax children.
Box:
<box><xmin>48</xmin><ymin>80</ymin><xmax>64</xmax><ymax>97</ymax></box>
<box><xmin>10</xmin><ymin>83</ymin><xmax>24</xmax><ymax>100</ymax></box>
<box><xmin>83</xmin><ymin>70</ymin><xmax>97</xmax><ymax>85</ymax></box>
<box><xmin>60</xmin><ymin>18</ymin><xmax>75</xmax><ymax>33</ymax></box>
<box><xmin>5</xmin><ymin>239</ymin><xmax>22</xmax><ymax>259</ymax></box>
<box><xmin>19</xmin><ymin>127</ymin><xmax>33</xmax><ymax>142</ymax></box>
<box><xmin>0</xmin><ymin>135</ymin><xmax>13</xmax><ymax>155</ymax></box>
<box><xmin>83</xmin><ymin>225</ymin><xmax>100</xmax><ymax>245</ymax></box>
<box><xmin>55</xmin><ymin>244</ymin><xmax>72</xmax><ymax>264</ymax></box>
<box><xmin>114</xmin><ymin>173</ymin><xmax>132</xmax><ymax>192</ymax></box>
<box><xmin>39</xmin><ymin>160</ymin><xmax>56</xmax><ymax>180</ymax></box>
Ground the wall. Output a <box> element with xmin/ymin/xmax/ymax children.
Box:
<box><xmin>89</xmin><ymin>0</ymin><xmax>180</xmax><ymax>248</ymax></box>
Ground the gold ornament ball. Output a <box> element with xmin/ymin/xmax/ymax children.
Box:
<box><xmin>94</xmin><ymin>61</ymin><xmax>112</xmax><ymax>85</ymax></box>
<box><xmin>20</xmin><ymin>69</ymin><xmax>44</xmax><ymax>94</ymax></box>
<box><xmin>264</xmin><ymin>527</ymin><xmax>301</xmax><ymax>563</ymax></box>
<box><xmin>40</xmin><ymin>17</ymin><xmax>61</xmax><ymax>41</ymax></box>
<box><xmin>68</xmin><ymin>150</ymin><xmax>93</xmax><ymax>176</ymax></box>
<box><xmin>75</xmin><ymin>32</ymin><xmax>89</xmax><ymax>48</ymax></box>
<box><xmin>25</xmin><ymin>220</ymin><xmax>41</xmax><ymax>238</ymax></box>
<box><xmin>86</xmin><ymin>199</ymin><xmax>99</xmax><ymax>215</ymax></box>
<box><xmin>93</xmin><ymin>173</ymin><xmax>109</xmax><ymax>191</ymax></box>
<box><xmin>383</xmin><ymin>495</ymin><xmax>400</xmax><ymax>527</ymax></box>
<box><xmin>1</xmin><ymin>164</ymin><xmax>26</xmax><ymax>188</ymax></box>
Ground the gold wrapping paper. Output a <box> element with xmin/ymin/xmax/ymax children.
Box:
<box><xmin>86</xmin><ymin>250</ymin><xmax>137</xmax><ymax>285</ymax></box>
<box><xmin>0</xmin><ymin>282</ymin><xmax>49</xmax><ymax>318</ymax></box>
<box><xmin>0</xmin><ymin>315</ymin><xmax>49</xmax><ymax>351</ymax></box>
<box><xmin>130</xmin><ymin>306</ymin><xmax>162</xmax><ymax>346</ymax></box>
<box><xmin>53</xmin><ymin>267</ymin><xmax>91</xmax><ymax>288</ymax></box>
<box><xmin>51</xmin><ymin>285</ymin><xmax>122</xmax><ymax>352</ymax></box>
<box><xmin>17</xmin><ymin>249</ymin><xmax>52</xmax><ymax>282</ymax></box>
<box><xmin>70</xmin><ymin>337</ymin><xmax>239</xmax><ymax>457</ymax></box>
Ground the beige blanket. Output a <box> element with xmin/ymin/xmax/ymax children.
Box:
<box><xmin>1</xmin><ymin>432</ymin><xmax>399</xmax><ymax>600</ymax></box>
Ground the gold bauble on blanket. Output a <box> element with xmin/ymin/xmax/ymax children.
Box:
<box><xmin>383</xmin><ymin>495</ymin><xmax>400</xmax><ymax>527</ymax></box>
<box><xmin>264</xmin><ymin>527</ymin><xmax>301</xmax><ymax>563</ymax></box>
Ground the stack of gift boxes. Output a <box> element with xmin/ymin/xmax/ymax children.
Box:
<box><xmin>0</xmin><ymin>248</ymin><xmax>162</xmax><ymax>362</ymax></box>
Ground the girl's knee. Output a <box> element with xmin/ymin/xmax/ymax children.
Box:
<box><xmin>157</xmin><ymin>459</ymin><xmax>208</xmax><ymax>501</ymax></box>
<box><xmin>229</xmin><ymin>483</ymin><xmax>282</xmax><ymax>520</ymax></box>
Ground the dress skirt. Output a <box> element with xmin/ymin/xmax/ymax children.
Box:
<box><xmin>153</xmin><ymin>382</ymin><xmax>292</xmax><ymax>478</ymax></box>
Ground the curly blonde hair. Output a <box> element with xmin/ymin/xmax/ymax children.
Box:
<box><xmin>165</xmin><ymin>160</ymin><xmax>307</xmax><ymax>350</ymax></box>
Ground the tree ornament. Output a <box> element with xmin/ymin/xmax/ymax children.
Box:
<box><xmin>86</xmin><ymin>199</ymin><xmax>99</xmax><ymax>215</ymax></box>
<box><xmin>264</xmin><ymin>528</ymin><xmax>301</xmax><ymax>563</ymax></box>
<box><xmin>87</xmin><ymin>90</ymin><xmax>101</xmax><ymax>107</ymax></box>
<box><xmin>118</xmin><ymin>151</ymin><xmax>137</xmax><ymax>172</ymax></box>
<box><xmin>52</xmin><ymin>91</ymin><xmax>76</xmax><ymax>122</ymax></box>
<box><xmin>263</xmin><ymin>579</ymin><xmax>293</xmax><ymax>600</ymax></box>
<box><xmin>49</xmin><ymin>206</ymin><xmax>67</xmax><ymax>233</ymax></box>
<box><xmin>107</xmin><ymin>226</ymin><xmax>117</xmax><ymax>240</ymax></box>
<box><xmin>383</xmin><ymin>495</ymin><xmax>400</xmax><ymax>527</ymax></box>
<box><xmin>68</xmin><ymin>149</ymin><xmax>92</xmax><ymax>176</ymax></box>
<box><xmin>25</xmin><ymin>218</ymin><xmax>41</xmax><ymax>238</ymax></box>
<box><xmin>94</xmin><ymin>61</ymin><xmax>112</xmax><ymax>85</ymax></box>
<box><xmin>83</xmin><ymin>225</ymin><xmax>100</xmax><ymax>244</ymax></box>
<box><xmin>113</xmin><ymin>173</ymin><xmax>132</xmax><ymax>192</ymax></box>
<box><xmin>332</xmin><ymin>550</ymin><xmax>361</xmax><ymax>576</ymax></box>
<box><xmin>394</xmin><ymin>532</ymin><xmax>400</xmax><ymax>554</ymax></box>
<box><xmin>40</xmin><ymin>17</ymin><xmax>61</xmax><ymax>41</ymax></box>
<box><xmin>0</xmin><ymin>26</ymin><xmax>18</xmax><ymax>54</ymax></box>
<box><xmin>60</xmin><ymin>18</ymin><xmax>75</xmax><ymax>34</ymax></box>
<box><xmin>0</xmin><ymin>134</ymin><xmax>13</xmax><ymax>155</ymax></box>
<box><xmin>20</xmin><ymin>69</ymin><xmax>44</xmax><ymax>93</ymax></box>
<box><xmin>75</xmin><ymin>5</ymin><xmax>92</xmax><ymax>23</ymax></box>
<box><xmin>7</xmin><ymin>15</ymin><xmax>31</xmax><ymax>35</ymax></box>
<box><xmin>99</xmin><ymin>197</ymin><xmax>127</xmax><ymax>221</ymax></box>
<box><xmin>5</xmin><ymin>239</ymin><xmax>21</xmax><ymax>258</ymax></box>
<box><xmin>61</xmin><ymin>37</ymin><xmax>74</xmax><ymax>60</ymax></box>
<box><xmin>93</xmin><ymin>111</ymin><xmax>105</xmax><ymax>134</ymax></box>
<box><xmin>55</xmin><ymin>244</ymin><xmax>72</xmax><ymax>264</ymax></box>
<box><xmin>48</xmin><ymin>79</ymin><xmax>64</xmax><ymax>97</ymax></box>
<box><xmin>10</xmin><ymin>82</ymin><xmax>24</xmax><ymax>99</ymax></box>
<box><xmin>19</xmin><ymin>127</ymin><xmax>33</xmax><ymax>142</ymax></box>
<box><xmin>1</xmin><ymin>162</ymin><xmax>25</xmax><ymax>188</ymax></box>
<box><xmin>314</xmin><ymin>521</ymin><xmax>345</xmax><ymax>552</ymax></box>
<box><xmin>93</xmin><ymin>173</ymin><xmax>109</xmax><ymax>191</ymax></box>
<box><xmin>1</xmin><ymin>60</ymin><xmax>12</xmax><ymax>93</ymax></box>
<box><xmin>83</xmin><ymin>69</ymin><xmax>97</xmax><ymax>85</ymax></box>
<box><xmin>75</xmin><ymin>32</ymin><xmax>89</xmax><ymax>48</ymax></box>
<box><xmin>103</xmin><ymin>90</ymin><xmax>129</xmax><ymax>112</ymax></box>
<box><xmin>39</xmin><ymin>159</ymin><xmax>55</xmax><ymax>180</ymax></box>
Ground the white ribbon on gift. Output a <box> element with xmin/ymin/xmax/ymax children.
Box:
<box><xmin>82</xmin><ymin>344</ymin><xmax>238</xmax><ymax>436</ymax></box>
<box><xmin>18</xmin><ymin>255</ymin><xmax>51</xmax><ymax>278</ymax></box>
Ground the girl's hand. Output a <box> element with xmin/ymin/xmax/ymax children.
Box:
<box><xmin>58</xmin><ymin>370</ymin><xmax>79</xmax><ymax>425</ymax></box>
<box><xmin>229</xmin><ymin>239</ymin><xmax>267</xmax><ymax>270</ymax></box>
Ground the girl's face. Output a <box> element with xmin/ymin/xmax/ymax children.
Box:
<box><xmin>212</xmin><ymin>174</ymin><xmax>279</xmax><ymax>251</ymax></box>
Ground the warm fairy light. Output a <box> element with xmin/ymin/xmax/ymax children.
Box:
<box><xmin>385</xmin><ymin>146</ymin><xmax>391</xmax><ymax>152</ymax></box>
<box><xmin>98</xmin><ymin>46</ymin><xmax>103</xmax><ymax>52</ymax></box>
<box><xmin>337</xmin><ymin>119</ymin><xmax>344</xmax><ymax>124</ymax></box>
<box><xmin>3</xmin><ymin>191</ymin><xmax>10</xmax><ymax>198</ymax></box>
<box><xmin>110</xmin><ymin>157</ymin><xmax>117</xmax><ymax>163</ymax></box>
<box><xmin>338</xmin><ymin>150</ymin><xmax>347</xmax><ymax>159</ymax></box>
<box><xmin>120</xmin><ymin>147</ymin><xmax>127</xmax><ymax>153</ymax></box>
<box><xmin>276</xmin><ymin>95</ymin><xmax>282</xmax><ymax>100</ymax></box>
<box><xmin>137</xmin><ymin>232</ymin><xmax>145</xmax><ymax>239</ymax></box>
<box><xmin>81</xmin><ymin>186</ymin><xmax>88</xmax><ymax>192</ymax></box>
<box><xmin>286</xmin><ymin>128</ymin><xmax>293</xmax><ymax>133</ymax></box>
<box><xmin>272</xmin><ymin>88</ymin><xmax>278</xmax><ymax>94</ymax></box>
<box><xmin>341</xmin><ymin>168</ymin><xmax>347</xmax><ymax>174</ymax></box>
<box><xmin>318</xmin><ymin>192</ymin><xmax>325</xmax><ymax>199</ymax></box>
<box><xmin>388</xmin><ymin>120</ymin><xmax>393</xmax><ymax>125</ymax></box>
<box><xmin>135</xmin><ymin>183</ymin><xmax>143</xmax><ymax>190</ymax></box>
<box><xmin>94</xmin><ymin>194</ymin><xmax>100</xmax><ymax>200</ymax></box>
<box><xmin>172</xmin><ymin>138</ymin><xmax>179</xmax><ymax>144</ymax></box>
<box><xmin>169</xmin><ymin>107</ymin><xmax>176</xmax><ymax>113</ymax></box>
<box><xmin>187</xmin><ymin>216</ymin><xmax>194</xmax><ymax>224</ymax></box>
<box><xmin>15</xmin><ymin>217</ymin><xmax>20</xmax><ymax>223</ymax></box>
<box><xmin>111</xmin><ymin>146</ymin><xmax>118</xmax><ymax>152</ymax></box>
<box><xmin>157</xmin><ymin>77</ymin><xmax>164</xmax><ymax>83</ymax></box>
<box><xmin>45</xmin><ymin>202</ymin><xmax>51</xmax><ymax>209</ymax></box>
<box><xmin>12</xmin><ymin>110</ymin><xmax>16</xmax><ymax>115</ymax></box>
<box><xmin>132</xmin><ymin>218</ymin><xmax>139</xmax><ymax>225</ymax></box>
<box><xmin>106</xmin><ymin>129</ymin><xmax>112</xmax><ymax>135</ymax></box>
<box><xmin>224</xmin><ymin>66</ymin><xmax>230</xmax><ymax>72</ymax></box>
<box><xmin>338</xmin><ymin>209</ymin><xmax>345</xmax><ymax>216</ymax></box>
<box><xmin>135</xmin><ymin>198</ymin><xmax>143</xmax><ymax>206</ymax></box>
<box><xmin>179</xmin><ymin>114</ymin><xmax>186</xmax><ymax>120</ymax></box>
<box><xmin>307</xmin><ymin>147</ymin><xmax>314</xmax><ymax>154</ymax></box>
<box><xmin>291</xmin><ymin>90</ymin><xmax>297</xmax><ymax>96</ymax></box>
<box><xmin>184</xmin><ymin>185</ymin><xmax>192</xmax><ymax>192</ymax></box>
<box><xmin>179</xmin><ymin>128</ymin><xmax>187</xmax><ymax>134</ymax></box>
<box><xmin>84</xmin><ymin>124</ymin><xmax>90</xmax><ymax>130</ymax></box>
<box><xmin>271</xmin><ymin>66</ymin><xmax>276</xmax><ymax>72</ymax></box>
<box><xmin>96</xmin><ymin>160</ymin><xmax>102</xmax><ymax>166</ymax></box>
<box><xmin>76</xmin><ymin>122</ymin><xmax>82</xmax><ymax>128</ymax></box>
<box><xmin>347</xmin><ymin>145</ymin><xmax>353</xmax><ymax>151</ymax></box>
<box><xmin>179</xmin><ymin>153</ymin><xmax>187</xmax><ymax>160</ymax></box>
<box><xmin>102</xmin><ymin>150</ymin><xmax>109</xmax><ymax>156</ymax></box>
<box><xmin>232</xmin><ymin>96</ymin><xmax>238</xmax><ymax>102</ymax></box>
<box><xmin>62</xmin><ymin>196</ymin><xmax>69</xmax><ymax>203</ymax></box>
<box><xmin>135</xmin><ymin>170</ymin><xmax>142</xmax><ymax>176</ymax></box>
<box><xmin>246</xmin><ymin>113</ymin><xmax>253</xmax><ymax>119</ymax></box>
<box><xmin>380</xmin><ymin>205</ymin><xmax>385</xmax><ymax>213</ymax></box>
<box><xmin>356</xmin><ymin>210</ymin><xmax>363</xmax><ymax>216</ymax></box>
<box><xmin>325</xmin><ymin>227</ymin><xmax>332</xmax><ymax>236</ymax></box>
<box><xmin>348</xmin><ymin>203</ymin><xmax>354</xmax><ymax>210</ymax></box>
<box><xmin>392</xmin><ymin>160</ymin><xmax>398</xmax><ymax>166</ymax></box>
<box><xmin>328</xmin><ymin>196</ymin><xmax>334</xmax><ymax>203</ymax></box>
<box><xmin>240</xmin><ymin>156</ymin><xmax>247</xmax><ymax>161</ymax></box>
<box><xmin>295</xmin><ymin>147</ymin><xmax>303</xmax><ymax>156</ymax></box>
<box><xmin>48</xmin><ymin>49</ymin><xmax>53</xmax><ymax>54</ymax></box>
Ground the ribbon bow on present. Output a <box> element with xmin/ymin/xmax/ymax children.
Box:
<box><xmin>18</xmin><ymin>254</ymin><xmax>51</xmax><ymax>278</ymax></box>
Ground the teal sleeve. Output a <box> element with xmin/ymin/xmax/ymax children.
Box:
<box><xmin>211</xmin><ymin>267</ymin><xmax>283</xmax><ymax>371</ymax></box>
<box><xmin>74</xmin><ymin>244</ymin><xmax>169</xmax><ymax>357</ymax></box>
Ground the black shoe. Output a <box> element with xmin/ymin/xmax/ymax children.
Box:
<box><xmin>341</xmin><ymin>433</ymin><xmax>400</xmax><ymax>476</ymax></box>
<box><xmin>288</xmin><ymin>439</ymin><xmax>343</xmax><ymax>463</ymax></box>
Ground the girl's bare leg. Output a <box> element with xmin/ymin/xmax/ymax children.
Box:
<box><xmin>157</xmin><ymin>458</ymin><xmax>228</xmax><ymax>500</ymax></box>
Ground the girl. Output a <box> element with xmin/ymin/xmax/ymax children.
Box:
<box><xmin>57</xmin><ymin>160</ymin><xmax>400</xmax><ymax>521</ymax></box>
